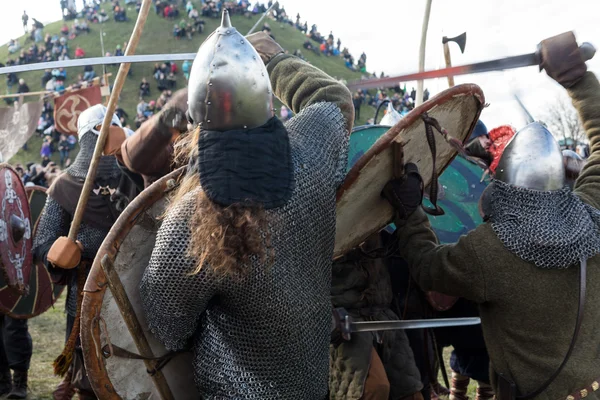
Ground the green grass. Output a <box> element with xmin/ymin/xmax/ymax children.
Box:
<box><xmin>3</xmin><ymin>0</ymin><xmax>379</xmax><ymax>165</ymax></box>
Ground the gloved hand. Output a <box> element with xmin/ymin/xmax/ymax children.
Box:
<box><xmin>47</xmin><ymin>237</ymin><xmax>84</xmax><ymax>270</ymax></box>
<box><xmin>246</xmin><ymin>32</ymin><xmax>285</xmax><ymax>65</ymax></box>
<box><xmin>381</xmin><ymin>163</ymin><xmax>424</xmax><ymax>220</ymax></box>
<box><xmin>111</xmin><ymin>189</ymin><xmax>130</xmax><ymax>212</ymax></box>
<box><xmin>159</xmin><ymin>107</ymin><xmax>188</xmax><ymax>134</ymax></box>
<box><xmin>539</xmin><ymin>31</ymin><xmax>587</xmax><ymax>88</ymax></box>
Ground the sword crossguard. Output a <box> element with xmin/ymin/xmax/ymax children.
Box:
<box><xmin>332</xmin><ymin>307</ymin><xmax>353</xmax><ymax>341</ymax></box>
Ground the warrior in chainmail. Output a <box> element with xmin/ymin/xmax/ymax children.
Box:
<box><xmin>381</xmin><ymin>32</ymin><xmax>600</xmax><ymax>400</ymax></box>
<box><xmin>330</xmin><ymin>231</ymin><xmax>423</xmax><ymax>400</ymax></box>
<box><xmin>32</xmin><ymin>104</ymin><xmax>124</xmax><ymax>400</ymax></box>
<box><xmin>139</xmin><ymin>11</ymin><xmax>353</xmax><ymax>399</ymax></box>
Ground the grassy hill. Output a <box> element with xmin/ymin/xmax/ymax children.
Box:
<box><xmin>2</xmin><ymin>1</ymin><xmax>377</xmax><ymax>165</ymax></box>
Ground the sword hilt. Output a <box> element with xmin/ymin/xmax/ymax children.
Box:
<box><xmin>332</xmin><ymin>307</ymin><xmax>353</xmax><ymax>341</ymax></box>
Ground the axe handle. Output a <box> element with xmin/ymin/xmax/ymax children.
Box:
<box><xmin>443</xmin><ymin>42</ymin><xmax>455</xmax><ymax>87</ymax></box>
<box><xmin>68</xmin><ymin>0</ymin><xmax>151</xmax><ymax>242</ymax></box>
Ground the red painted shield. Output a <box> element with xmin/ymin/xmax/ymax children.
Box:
<box><xmin>0</xmin><ymin>164</ymin><xmax>32</xmax><ymax>295</ymax></box>
<box><xmin>0</xmin><ymin>186</ymin><xmax>65</xmax><ymax>319</ymax></box>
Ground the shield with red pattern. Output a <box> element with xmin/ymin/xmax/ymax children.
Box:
<box><xmin>0</xmin><ymin>184</ymin><xmax>65</xmax><ymax>318</ymax></box>
<box><xmin>0</xmin><ymin>164</ymin><xmax>32</xmax><ymax>295</ymax></box>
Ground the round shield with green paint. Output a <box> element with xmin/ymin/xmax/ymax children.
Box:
<box><xmin>347</xmin><ymin>125</ymin><xmax>489</xmax><ymax>244</ymax></box>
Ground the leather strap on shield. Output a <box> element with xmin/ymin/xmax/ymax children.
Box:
<box><xmin>421</xmin><ymin>114</ymin><xmax>445</xmax><ymax>216</ymax></box>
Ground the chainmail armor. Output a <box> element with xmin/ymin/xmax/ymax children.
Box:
<box><xmin>67</xmin><ymin>132</ymin><xmax>121</xmax><ymax>180</ymax></box>
<box><xmin>140</xmin><ymin>102</ymin><xmax>349</xmax><ymax>399</ymax></box>
<box><xmin>488</xmin><ymin>179</ymin><xmax>600</xmax><ymax>268</ymax></box>
<box><xmin>33</xmin><ymin>131</ymin><xmax>117</xmax><ymax>317</ymax></box>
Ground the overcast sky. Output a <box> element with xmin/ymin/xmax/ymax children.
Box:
<box><xmin>1</xmin><ymin>0</ymin><xmax>599</xmax><ymax>129</ymax></box>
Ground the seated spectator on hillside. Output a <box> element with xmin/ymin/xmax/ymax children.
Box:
<box><xmin>156</xmin><ymin>73</ymin><xmax>169</xmax><ymax>91</ymax></box>
<box><xmin>58</xmin><ymin>134</ymin><xmax>70</xmax><ymax>167</ymax></box>
<box><xmin>115</xmin><ymin>106</ymin><xmax>129</xmax><ymax>125</ymax></box>
<box><xmin>173</xmin><ymin>24</ymin><xmax>182</xmax><ymax>38</ymax></box>
<box><xmin>45</xmin><ymin>77</ymin><xmax>56</xmax><ymax>92</ymax></box>
<box><xmin>75</xmin><ymin>19</ymin><xmax>90</xmax><ymax>33</ymax></box>
<box><xmin>58</xmin><ymin>49</ymin><xmax>70</xmax><ymax>61</ymax></box>
<box><xmin>146</xmin><ymin>100</ymin><xmax>156</xmax><ymax>117</ymax></box>
<box><xmin>98</xmin><ymin>9</ymin><xmax>109</xmax><ymax>23</ymax></box>
<box><xmin>114</xmin><ymin>5</ymin><xmax>128</xmax><ymax>22</ymax></box>
<box><xmin>182</xmin><ymin>59</ymin><xmax>191</xmax><ymax>80</ymax></box>
<box><xmin>139</xmin><ymin>78</ymin><xmax>150</xmax><ymax>97</ymax></box>
<box><xmin>137</xmin><ymin>98</ymin><xmax>148</xmax><ymax>116</ymax></box>
<box><xmin>8</xmin><ymin>40</ymin><xmax>20</xmax><ymax>54</ymax></box>
<box><xmin>63</xmin><ymin>7</ymin><xmax>77</xmax><ymax>20</ymax></box>
<box><xmin>189</xmin><ymin>7</ymin><xmax>199</xmax><ymax>20</ymax></box>
<box><xmin>54</xmin><ymin>79</ymin><xmax>65</xmax><ymax>93</ymax></box>
<box><xmin>75</xmin><ymin>45</ymin><xmax>85</xmax><ymax>58</ymax></box>
<box><xmin>114</xmin><ymin>44</ymin><xmax>124</xmax><ymax>57</ymax></box>
<box><xmin>167</xmin><ymin>72</ymin><xmax>176</xmax><ymax>89</ymax></box>
<box><xmin>193</xmin><ymin>17</ymin><xmax>204</xmax><ymax>33</ymax></box>
<box><xmin>17</xmin><ymin>79</ymin><xmax>30</xmax><ymax>94</ymax></box>
<box><xmin>41</xmin><ymin>70</ymin><xmax>53</xmax><ymax>87</ymax></box>
<box><xmin>186</xmin><ymin>1</ymin><xmax>194</xmax><ymax>13</ymax></box>
<box><xmin>83</xmin><ymin>65</ymin><xmax>95</xmax><ymax>81</ymax></box>
<box><xmin>60</xmin><ymin>23</ymin><xmax>69</xmax><ymax>35</ymax></box>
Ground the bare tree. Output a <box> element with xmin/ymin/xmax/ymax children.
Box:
<box><xmin>542</xmin><ymin>96</ymin><xmax>585</xmax><ymax>147</ymax></box>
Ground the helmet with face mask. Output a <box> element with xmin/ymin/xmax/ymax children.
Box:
<box><xmin>187</xmin><ymin>10</ymin><xmax>273</xmax><ymax>132</ymax></box>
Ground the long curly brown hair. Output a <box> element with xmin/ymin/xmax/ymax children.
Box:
<box><xmin>167</xmin><ymin>127</ymin><xmax>273</xmax><ymax>277</ymax></box>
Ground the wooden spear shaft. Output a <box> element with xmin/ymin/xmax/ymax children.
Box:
<box><xmin>68</xmin><ymin>0</ymin><xmax>151</xmax><ymax>242</ymax></box>
<box><xmin>416</xmin><ymin>0</ymin><xmax>433</xmax><ymax>107</ymax></box>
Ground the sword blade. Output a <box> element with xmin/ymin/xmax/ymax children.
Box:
<box><xmin>0</xmin><ymin>53</ymin><xmax>197</xmax><ymax>75</ymax></box>
<box><xmin>351</xmin><ymin>317</ymin><xmax>481</xmax><ymax>332</ymax></box>
<box><xmin>347</xmin><ymin>53</ymin><xmax>538</xmax><ymax>90</ymax></box>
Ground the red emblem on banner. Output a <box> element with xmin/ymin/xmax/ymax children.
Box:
<box><xmin>54</xmin><ymin>86</ymin><xmax>102</xmax><ymax>136</ymax></box>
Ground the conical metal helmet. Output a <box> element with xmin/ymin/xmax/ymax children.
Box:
<box><xmin>187</xmin><ymin>10</ymin><xmax>273</xmax><ymax>131</ymax></box>
<box><xmin>495</xmin><ymin>122</ymin><xmax>565</xmax><ymax>191</ymax></box>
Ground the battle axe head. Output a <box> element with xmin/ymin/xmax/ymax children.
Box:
<box><xmin>442</xmin><ymin>32</ymin><xmax>467</xmax><ymax>54</ymax></box>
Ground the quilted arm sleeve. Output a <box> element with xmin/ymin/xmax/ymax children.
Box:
<box><xmin>139</xmin><ymin>192</ymin><xmax>218</xmax><ymax>351</ymax></box>
<box><xmin>571</xmin><ymin>72</ymin><xmax>600</xmax><ymax>208</ymax></box>
<box><xmin>394</xmin><ymin>208</ymin><xmax>488</xmax><ymax>304</ymax></box>
<box><xmin>267</xmin><ymin>54</ymin><xmax>354</xmax><ymax>134</ymax></box>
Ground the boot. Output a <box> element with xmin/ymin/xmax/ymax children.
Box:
<box><xmin>450</xmin><ymin>371</ymin><xmax>470</xmax><ymax>400</ymax></box>
<box><xmin>0</xmin><ymin>368</ymin><xmax>11</xmax><ymax>396</ymax></box>
<box><xmin>431</xmin><ymin>380</ymin><xmax>451</xmax><ymax>400</ymax></box>
<box><xmin>52</xmin><ymin>370</ymin><xmax>75</xmax><ymax>400</ymax></box>
<box><xmin>475</xmin><ymin>382</ymin><xmax>494</xmax><ymax>400</ymax></box>
<box><xmin>7</xmin><ymin>369</ymin><xmax>27</xmax><ymax>399</ymax></box>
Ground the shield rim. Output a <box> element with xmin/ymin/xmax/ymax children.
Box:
<box><xmin>81</xmin><ymin>167</ymin><xmax>185</xmax><ymax>400</ymax></box>
<box><xmin>0</xmin><ymin>185</ymin><xmax>66</xmax><ymax>319</ymax></box>
<box><xmin>0</xmin><ymin>163</ymin><xmax>33</xmax><ymax>295</ymax></box>
<box><xmin>334</xmin><ymin>83</ymin><xmax>485</xmax><ymax>257</ymax></box>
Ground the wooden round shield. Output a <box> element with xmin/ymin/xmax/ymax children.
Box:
<box><xmin>0</xmin><ymin>186</ymin><xmax>65</xmax><ymax>319</ymax></box>
<box><xmin>81</xmin><ymin>167</ymin><xmax>199</xmax><ymax>400</ymax></box>
<box><xmin>0</xmin><ymin>163</ymin><xmax>33</xmax><ymax>295</ymax></box>
<box><xmin>334</xmin><ymin>84</ymin><xmax>485</xmax><ymax>258</ymax></box>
